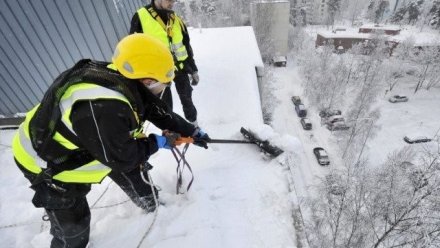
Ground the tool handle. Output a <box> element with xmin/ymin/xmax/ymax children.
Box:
<box><xmin>175</xmin><ymin>137</ymin><xmax>194</xmax><ymax>146</ymax></box>
<box><xmin>174</xmin><ymin>138</ymin><xmax>254</xmax><ymax>145</ymax></box>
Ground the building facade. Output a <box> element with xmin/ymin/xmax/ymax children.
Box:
<box><xmin>0</xmin><ymin>0</ymin><xmax>145</xmax><ymax>116</ymax></box>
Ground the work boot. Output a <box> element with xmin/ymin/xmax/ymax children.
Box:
<box><xmin>138</xmin><ymin>195</ymin><xmax>158</xmax><ymax>213</ymax></box>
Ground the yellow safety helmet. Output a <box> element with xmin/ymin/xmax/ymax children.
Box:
<box><xmin>112</xmin><ymin>33</ymin><xmax>175</xmax><ymax>82</ymax></box>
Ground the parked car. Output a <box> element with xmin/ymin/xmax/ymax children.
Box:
<box><xmin>389</xmin><ymin>95</ymin><xmax>408</xmax><ymax>103</ymax></box>
<box><xmin>270</xmin><ymin>56</ymin><xmax>287</xmax><ymax>67</ymax></box>
<box><xmin>300</xmin><ymin>118</ymin><xmax>312</xmax><ymax>130</ymax></box>
<box><xmin>291</xmin><ymin>96</ymin><xmax>301</xmax><ymax>106</ymax></box>
<box><xmin>295</xmin><ymin>104</ymin><xmax>307</xmax><ymax>117</ymax></box>
<box><xmin>319</xmin><ymin>109</ymin><xmax>342</xmax><ymax>118</ymax></box>
<box><xmin>313</xmin><ymin>147</ymin><xmax>330</xmax><ymax>166</ymax></box>
<box><xmin>327</xmin><ymin>121</ymin><xmax>350</xmax><ymax>131</ymax></box>
<box><xmin>325</xmin><ymin>115</ymin><xmax>345</xmax><ymax>125</ymax></box>
<box><xmin>403</xmin><ymin>135</ymin><xmax>432</xmax><ymax>144</ymax></box>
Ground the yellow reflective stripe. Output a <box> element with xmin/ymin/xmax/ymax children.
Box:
<box><xmin>14</xmin><ymin>126</ymin><xmax>111</xmax><ymax>183</ymax></box>
<box><xmin>53</xmin><ymin>131</ymin><xmax>78</xmax><ymax>150</ymax></box>
<box><xmin>12</xmin><ymin>105</ymin><xmax>46</xmax><ymax>174</ymax></box>
<box><xmin>53</xmin><ymin>160</ymin><xmax>111</xmax><ymax>183</ymax></box>
<box><xmin>12</xmin><ymin>127</ymin><xmax>44</xmax><ymax>174</ymax></box>
<box><xmin>107</xmin><ymin>63</ymin><xmax>117</xmax><ymax>71</ymax></box>
<box><xmin>171</xmin><ymin>42</ymin><xmax>184</xmax><ymax>51</ymax></box>
<box><xmin>175</xmin><ymin>50</ymin><xmax>188</xmax><ymax>59</ymax></box>
<box><xmin>22</xmin><ymin>105</ymin><xmax>40</xmax><ymax>138</ymax></box>
<box><xmin>53</xmin><ymin>169</ymin><xmax>111</xmax><ymax>183</ymax></box>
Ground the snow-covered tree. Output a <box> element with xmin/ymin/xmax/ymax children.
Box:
<box><xmin>408</xmin><ymin>0</ymin><xmax>424</xmax><ymax>24</ymax></box>
<box><xmin>326</xmin><ymin>0</ymin><xmax>342</xmax><ymax>27</ymax></box>
<box><xmin>430</xmin><ymin>0</ymin><xmax>440</xmax><ymax>28</ymax></box>
<box><xmin>367</xmin><ymin>0</ymin><xmax>391</xmax><ymax>23</ymax></box>
<box><xmin>411</xmin><ymin>46</ymin><xmax>440</xmax><ymax>92</ymax></box>
<box><xmin>308</xmin><ymin>145</ymin><xmax>440</xmax><ymax>247</ymax></box>
<box><xmin>341</xmin><ymin>0</ymin><xmax>369</xmax><ymax>25</ymax></box>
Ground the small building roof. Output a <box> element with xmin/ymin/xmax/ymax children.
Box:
<box><xmin>317</xmin><ymin>31</ymin><xmax>371</xmax><ymax>39</ymax></box>
<box><xmin>360</xmin><ymin>24</ymin><xmax>401</xmax><ymax>31</ymax></box>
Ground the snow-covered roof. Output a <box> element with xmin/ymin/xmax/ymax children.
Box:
<box><xmin>389</xmin><ymin>27</ymin><xmax>440</xmax><ymax>46</ymax></box>
<box><xmin>252</xmin><ymin>0</ymin><xmax>289</xmax><ymax>3</ymax></box>
<box><xmin>317</xmin><ymin>25</ymin><xmax>440</xmax><ymax>46</ymax></box>
<box><xmin>318</xmin><ymin>30</ymin><xmax>372</xmax><ymax>39</ymax></box>
<box><xmin>360</xmin><ymin>24</ymin><xmax>401</xmax><ymax>31</ymax></box>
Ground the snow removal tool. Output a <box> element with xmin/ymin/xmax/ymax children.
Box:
<box><xmin>175</xmin><ymin>127</ymin><xmax>283</xmax><ymax>157</ymax></box>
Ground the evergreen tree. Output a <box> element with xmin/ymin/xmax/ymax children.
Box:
<box><xmin>390</xmin><ymin>5</ymin><xmax>407</xmax><ymax>23</ymax></box>
<box><xmin>327</xmin><ymin>0</ymin><xmax>342</xmax><ymax>26</ymax></box>
<box><xmin>429</xmin><ymin>0</ymin><xmax>440</xmax><ymax>28</ymax></box>
<box><xmin>407</xmin><ymin>0</ymin><xmax>423</xmax><ymax>25</ymax></box>
<box><xmin>375</xmin><ymin>0</ymin><xmax>390</xmax><ymax>23</ymax></box>
<box><xmin>368</xmin><ymin>0</ymin><xmax>390</xmax><ymax>23</ymax></box>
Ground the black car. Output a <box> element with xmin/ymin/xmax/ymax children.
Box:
<box><xmin>389</xmin><ymin>95</ymin><xmax>408</xmax><ymax>103</ymax></box>
<box><xmin>326</xmin><ymin>121</ymin><xmax>350</xmax><ymax>131</ymax></box>
<box><xmin>295</xmin><ymin>104</ymin><xmax>307</xmax><ymax>117</ymax></box>
<box><xmin>313</xmin><ymin>147</ymin><xmax>330</xmax><ymax>166</ymax></box>
<box><xmin>300</xmin><ymin>118</ymin><xmax>312</xmax><ymax>130</ymax></box>
<box><xmin>291</xmin><ymin>96</ymin><xmax>301</xmax><ymax>106</ymax></box>
<box><xmin>319</xmin><ymin>109</ymin><xmax>342</xmax><ymax>118</ymax></box>
<box><xmin>403</xmin><ymin>136</ymin><xmax>432</xmax><ymax>144</ymax></box>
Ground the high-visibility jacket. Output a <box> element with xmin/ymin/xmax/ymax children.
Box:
<box><xmin>12</xmin><ymin>61</ymin><xmax>145</xmax><ymax>184</ymax></box>
<box><xmin>137</xmin><ymin>7</ymin><xmax>189</xmax><ymax>68</ymax></box>
<box><xmin>13</xmin><ymin>60</ymin><xmax>197</xmax><ymax>184</ymax></box>
<box><xmin>13</xmin><ymin>87</ymin><xmax>142</xmax><ymax>184</ymax></box>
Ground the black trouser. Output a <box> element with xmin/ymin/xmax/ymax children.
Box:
<box><xmin>16</xmin><ymin>161</ymin><xmax>156</xmax><ymax>248</ymax></box>
<box><xmin>162</xmin><ymin>71</ymin><xmax>197</xmax><ymax>122</ymax></box>
<box><xmin>108</xmin><ymin>167</ymin><xmax>158</xmax><ymax>212</ymax></box>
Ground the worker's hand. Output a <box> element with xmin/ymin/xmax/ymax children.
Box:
<box><xmin>191</xmin><ymin>72</ymin><xmax>199</xmax><ymax>86</ymax></box>
<box><xmin>192</xmin><ymin>128</ymin><xmax>211</xmax><ymax>149</ymax></box>
<box><xmin>154</xmin><ymin>131</ymin><xmax>181</xmax><ymax>149</ymax></box>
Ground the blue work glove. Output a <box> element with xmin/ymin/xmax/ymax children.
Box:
<box><xmin>192</xmin><ymin>128</ymin><xmax>211</xmax><ymax>149</ymax></box>
<box><xmin>154</xmin><ymin>131</ymin><xmax>181</xmax><ymax>149</ymax></box>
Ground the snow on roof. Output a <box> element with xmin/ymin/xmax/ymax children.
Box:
<box><xmin>389</xmin><ymin>27</ymin><xmax>440</xmax><ymax>46</ymax></box>
<box><xmin>316</xmin><ymin>25</ymin><xmax>440</xmax><ymax>46</ymax></box>
<box><xmin>252</xmin><ymin>0</ymin><xmax>289</xmax><ymax>3</ymax></box>
<box><xmin>360</xmin><ymin>24</ymin><xmax>401</xmax><ymax>31</ymax></box>
<box><xmin>189</xmin><ymin>26</ymin><xmax>264</xmax><ymax>126</ymax></box>
<box><xmin>318</xmin><ymin>31</ymin><xmax>372</xmax><ymax>39</ymax></box>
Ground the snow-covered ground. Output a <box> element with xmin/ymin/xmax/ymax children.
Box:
<box><xmin>0</xmin><ymin>27</ymin><xmax>299</xmax><ymax>248</ymax></box>
<box><xmin>1</xmin><ymin>25</ymin><xmax>440</xmax><ymax>248</ymax></box>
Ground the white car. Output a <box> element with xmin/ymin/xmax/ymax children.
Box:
<box><xmin>403</xmin><ymin>135</ymin><xmax>432</xmax><ymax>144</ymax></box>
<box><xmin>313</xmin><ymin>147</ymin><xmax>330</xmax><ymax>166</ymax></box>
<box><xmin>270</xmin><ymin>56</ymin><xmax>287</xmax><ymax>67</ymax></box>
<box><xmin>389</xmin><ymin>95</ymin><xmax>408</xmax><ymax>103</ymax></box>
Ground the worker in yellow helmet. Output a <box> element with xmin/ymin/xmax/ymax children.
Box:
<box><xmin>130</xmin><ymin>0</ymin><xmax>201</xmax><ymax>127</ymax></box>
<box><xmin>12</xmin><ymin>33</ymin><xmax>210</xmax><ymax>248</ymax></box>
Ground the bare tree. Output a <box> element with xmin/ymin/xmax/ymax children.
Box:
<box><xmin>412</xmin><ymin>46</ymin><xmax>440</xmax><ymax>93</ymax></box>
<box><xmin>307</xmin><ymin>144</ymin><xmax>440</xmax><ymax>248</ymax></box>
<box><xmin>382</xmin><ymin>60</ymin><xmax>405</xmax><ymax>92</ymax></box>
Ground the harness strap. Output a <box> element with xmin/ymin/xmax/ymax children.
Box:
<box><xmin>30</xmin><ymin>150</ymin><xmax>95</xmax><ymax>189</ymax></box>
<box><xmin>147</xmin><ymin>7</ymin><xmax>174</xmax><ymax>37</ymax></box>
<box><xmin>171</xmin><ymin>144</ymin><xmax>194</xmax><ymax>194</ymax></box>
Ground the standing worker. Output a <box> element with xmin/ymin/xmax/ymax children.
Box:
<box><xmin>12</xmin><ymin>33</ymin><xmax>210</xmax><ymax>248</ymax></box>
<box><xmin>130</xmin><ymin>0</ymin><xmax>201</xmax><ymax>127</ymax></box>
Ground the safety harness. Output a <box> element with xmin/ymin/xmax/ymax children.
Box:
<box><xmin>26</xmin><ymin>60</ymin><xmax>145</xmax><ymax>187</ymax></box>
<box><xmin>144</xmin><ymin>6</ymin><xmax>187</xmax><ymax>69</ymax></box>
